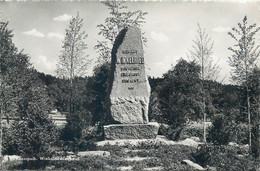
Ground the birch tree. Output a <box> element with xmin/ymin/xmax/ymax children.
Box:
<box><xmin>56</xmin><ymin>12</ymin><xmax>91</xmax><ymax>115</ymax></box>
<box><xmin>188</xmin><ymin>24</ymin><xmax>221</xmax><ymax>143</ymax></box>
<box><xmin>228</xmin><ymin>16</ymin><xmax>260</xmax><ymax>148</ymax></box>
<box><xmin>188</xmin><ymin>24</ymin><xmax>221</xmax><ymax>81</ymax></box>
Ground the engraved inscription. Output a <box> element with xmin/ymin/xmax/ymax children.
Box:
<box><xmin>117</xmin><ymin>57</ymin><xmax>144</xmax><ymax>64</ymax></box>
<box><xmin>118</xmin><ymin>50</ymin><xmax>143</xmax><ymax>89</ymax></box>
<box><xmin>122</xmin><ymin>50</ymin><xmax>137</xmax><ymax>54</ymax></box>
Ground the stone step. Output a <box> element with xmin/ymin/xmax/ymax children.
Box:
<box><xmin>143</xmin><ymin>166</ymin><xmax>164</xmax><ymax>170</ymax></box>
<box><xmin>116</xmin><ymin>166</ymin><xmax>163</xmax><ymax>171</ymax></box>
<box><xmin>117</xmin><ymin>166</ymin><xmax>133</xmax><ymax>171</ymax></box>
<box><xmin>123</xmin><ymin>156</ymin><xmax>155</xmax><ymax>161</ymax></box>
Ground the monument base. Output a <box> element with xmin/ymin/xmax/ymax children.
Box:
<box><xmin>104</xmin><ymin>122</ymin><xmax>159</xmax><ymax>140</ymax></box>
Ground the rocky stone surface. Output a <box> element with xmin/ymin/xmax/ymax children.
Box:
<box><xmin>181</xmin><ymin>159</ymin><xmax>206</xmax><ymax>170</ymax></box>
<box><xmin>109</xmin><ymin>26</ymin><xmax>150</xmax><ymax>124</ymax></box>
<box><xmin>77</xmin><ymin>151</ymin><xmax>110</xmax><ymax>157</ymax></box>
<box><xmin>104</xmin><ymin>122</ymin><xmax>159</xmax><ymax>140</ymax></box>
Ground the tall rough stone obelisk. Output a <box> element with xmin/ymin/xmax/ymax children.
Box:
<box><xmin>104</xmin><ymin>26</ymin><xmax>159</xmax><ymax>140</ymax></box>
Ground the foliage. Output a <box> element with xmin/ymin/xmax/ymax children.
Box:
<box><xmin>61</xmin><ymin>77</ymin><xmax>92</xmax><ymax>139</ymax></box>
<box><xmin>228</xmin><ymin>16</ymin><xmax>260</xmax><ymax>85</ymax></box>
<box><xmin>208</xmin><ymin>114</ymin><xmax>248</xmax><ymax>145</ymax></box>
<box><xmin>0</xmin><ymin>21</ymin><xmax>59</xmax><ymax>161</ymax></box>
<box><xmin>248</xmin><ymin>67</ymin><xmax>260</xmax><ymax>157</ymax></box>
<box><xmin>15</xmin><ymin>71</ymin><xmax>59</xmax><ymax>160</ymax></box>
<box><xmin>188</xmin><ymin>24</ymin><xmax>221</xmax><ymax>142</ymax></box>
<box><xmin>251</xmin><ymin>124</ymin><xmax>259</xmax><ymax>158</ymax></box>
<box><xmin>188</xmin><ymin>24</ymin><xmax>221</xmax><ymax>81</ymax></box>
<box><xmin>178</xmin><ymin>123</ymin><xmax>205</xmax><ymax>140</ymax></box>
<box><xmin>0</xmin><ymin>22</ymin><xmax>33</xmax><ymax>166</ymax></box>
<box><xmin>2</xmin><ymin>126</ymin><xmax>19</xmax><ymax>155</ymax></box>
<box><xmin>95</xmin><ymin>0</ymin><xmax>147</xmax><ymax>63</ymax></box>
<box><xmin>158</xmin><ymin>59</ymin><xmax>204</xmax><ymax>128</ymax></box>
<box><xmin>4</xmin><ymin>141</ymin><xmax>259</xmax><ymax>171</ymax></box>
<box><xmin>247</xmin><ymin>67</ymin><xmax>260</xmax><ymax>125</ymax></box>
<box><xmin>56</xmin><ymin>12</ymin><xmax>90</xmax><ymax>79</ymax></box>
<box><xmin>98</xmin><ymin>143</ymin><xmax>197</xmax><ymax>170</ymax></box>
<box><xmin>86</xmin><ymin>62</ymin><xmax>111</xmax><ymax>125</ymax></box>
<box><xmin>193</xmin><ymin>144</ymin><xmax>258</xmax><ymax>170</ymax></box>
<box><xmin>148</xmin><ymin>77</ymin><xmax>164</xmax><ymax>122</ymax></box>
<box><xmin>228</xmin><ymin>15</ymin><xmax>260</xmax><ymax>148</ymax></box>
<box><xmin>61</xmin><ymin>126</ymin><xmax>99</xmax><ymax>153</ymax></box>
<box><xmin>56</xmin><ymin>12</ymin><xmax>93</xmax><ymax>146</ymax></box>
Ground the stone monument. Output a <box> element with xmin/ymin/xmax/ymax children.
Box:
<box><xmin>104</xmin><ymin>26</ymin><xmax>159</xmax><ymax>140</ymax></box>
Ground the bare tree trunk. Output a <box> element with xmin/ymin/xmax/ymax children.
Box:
<box><xmin>0</xmin><ymin>72</ymin><xmax>3</xmax><ymax>170</ymax></box>
<box><xmin>247</xmin><ymin>85</ymin><xmax>251</xmax><ymax>148</ymax></box>
<box><xmin>0</xmin><ymin>102</ymin><xmax>3</xmax><ymax>170</ymax></box>
<box><xmin>201</xmin><ymin>46</ymin><xmax>206</xmax><ymax>143</ymax></box>
<box><xmin>0</xmin><ymin>96</ymin><xmax>4</xmax><ymax>170</ymax></box>
<box><xmin>202</xmin><ymin>80</ymin><xmax>206</xmax><ymax>143</ymax></box>
<box><xmin>203</xmin><ymin>107</ymin><xmax>206</xmax><ymax>143</ymax></box>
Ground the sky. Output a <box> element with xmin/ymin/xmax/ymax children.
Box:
<box><xmin>0</xmin><ymin>0</ymin><xmax>259</xmax><ymax>84</ymax></box>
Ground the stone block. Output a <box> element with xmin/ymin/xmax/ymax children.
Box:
<box><xmin>110</xmin><ymin>26</ymin><xmax>150</xmax><ymax>124</ymax></box>
<box><xmin>104</xmin><ymin>122</ymin><xmax>159</xmax><ymax>140</ymax></box>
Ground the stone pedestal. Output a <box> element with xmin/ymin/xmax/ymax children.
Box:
<box><xmin>104</xmin><ymin>122</ymin><xmax>159</xmax><ymax>140</ymax></box>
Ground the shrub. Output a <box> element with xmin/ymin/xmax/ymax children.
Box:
<box><xmin>17</xmin><ymin>121</ymin><xmax>59</xmax><ymax>160</ymax></box>
<box><xmin>2</xmin><ymin>126</ymin><xmax>19</xmax><ymax>155</ymax></box>
<box><xmin>159</xmin><ymin>122</ymin><xmax>210</xmax><ymax>141</ymax></box>
<box><xmin>178</xmin><ymin>122</ymin><xmax>212</xmax><ymax>141</ymax></box>
<box><xmin>158</xmin><ymin>125</ymin><xmax>183</xmax><ymax>141</ymax></box>
<box><xmin>60</xmin><ymin>125</ymin><xmax>102</xmax><ymax>153</ymax></box>
<box><xmin>71</xmin><ymin>138</ymin><xmax>97</xmax><ymax>152</ymax></box>
<box><xmin>179</xmin><ymin>125</ymin><xmax>203</xmax><ymax>140</ymax></box>
<box><xmin>251</xmin><ymin>124</ymin><xmax>260</xmax><ymax>158</ymax></box>
<box><xmin>208</xmin><ymin>114</ymin><xmax>248</xmax><ymax>145</ymax></box>
<box><xmin>193</xmin><ymin>144</ymin><xmax>258</xmax><ymax>170</ymax></box>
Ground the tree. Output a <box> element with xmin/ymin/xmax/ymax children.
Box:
<box><xmin>56</xmin><ymin>12</ymin><xmax>90</xmax><ymax>116</ymax></box>
<box><xmin>188</xmin><ymin>24</ymin><xmax>221</xmax><ymax>143</ymax></box>
<box><xmin>158</xmin><ymin>59</ymin><xmax>206</xmax><ymax>140</ymax></box>
<box><xmin>0</xmin><ymin>21</ymin><xmax>19</xmax><ymax>168</ymax></box>
<box><xmin>247</xmin><ymin>67</ymin><xmax>259</xmax><ymax>158</ymax></box>
<box><xmin>56</xmin><ymin>13</ymin><xmax>92</xmax><ymax>145</ymax></box>
<box><xmin>188</xmin><ymin>24</ymin><xmax>221</xmax><ymax>81</ymax></box>
<box><xmin>85</xmin><ymin>62</ymin><xmax>111</xmax><ymax>126</ymax></box>
<box><xmin>228</xmin><ymin>16</ymin><xmax>260</xmax><ymax>148</ymax></box>
<box><xmin>0</xmin><ymin>22</ymin><xmax>58</xmax><ymax>167</ymax></box>
<box><xmin>56</xmin><ymin>12</ymin><xmax>90</xmax><ymax>80</ymax></box>
<box><xmin>16</xmin><ymin>70</ymin><xmax>58</xmax><ymax>161</ymax></box>
<box><xmin>95</xmin><ymin>0</ymin><xmax>147</xmax><ymax>63</ymax></box>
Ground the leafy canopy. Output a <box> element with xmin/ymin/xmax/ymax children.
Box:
<box><xmin>95</xmin><ymin>1</ymin><xmax>147</xmax><ymax>63</ymax></box>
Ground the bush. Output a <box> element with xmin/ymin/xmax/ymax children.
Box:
<box><xmin>251</xmin><ymin>124</ymin><xmax>260</xmax><ymax>158</ymax></box>
<box><xmin>159</xmin><ymin>122</ymin><xmax>210</xmax><ymax>141</ymax></box>
<box><xmin>3</xmin><ymin>126</ymin><xmax>19</xmax><ymax>155</ymax></box>
<box><xmin>158</xmin><ymin>125</ymin><xmax>183</xmax><ymax>141</ymax></box>
<box><xmin>193</xmin><ymin>144</ymin><xmax>258</xmax><ymax>170</ymax></box>
<box><xmin>178</xmin><ymin>122</ymin><xmax>212</xmax><ymax>141</ymax></box>
<box><xmin>71</xmin><ymin>138</ymin><xmax>97</xmax><ymax>152</ymax></box>
<box><xmin>208</xmin><ymin>114</ymin><xmax>248</xmax><ymax>145</ymax></box>
<box><xmin>17</xmin><ymin>121</ymin><xmax>60</xmax><ymax>160</ymax></box>
<box><xmin>60</xmin><ymin>125</ymin><xmax>102</xmax><ymax>153</ymax></box>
